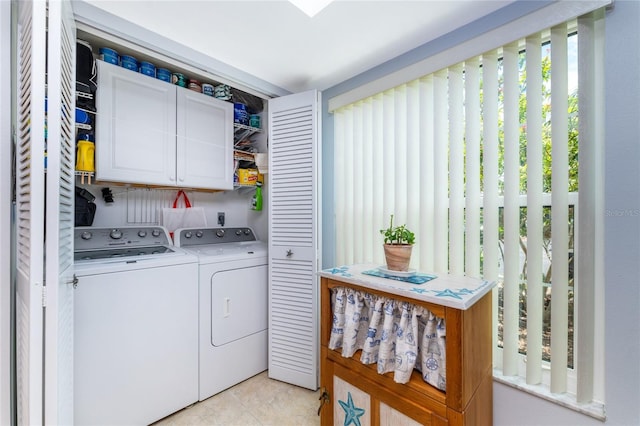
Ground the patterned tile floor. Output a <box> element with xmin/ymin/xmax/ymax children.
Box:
<box><xmin>154</xmin><ymin>371</ymin><xmax>322</xmax><ymax>426</ymax></box>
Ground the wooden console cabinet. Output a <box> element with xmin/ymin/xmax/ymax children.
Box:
<box><xmin>319</xmin><ymin>265</ymin><xmax>494</xmax><ymax>425</ymax></box>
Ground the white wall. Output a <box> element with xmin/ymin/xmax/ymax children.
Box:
<box><xmin>84</xmin><ymin>184</ymin><xmax>268</xmax><ymax>240</ymax></box>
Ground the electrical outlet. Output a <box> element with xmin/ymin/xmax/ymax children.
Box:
<box><xmin>217</xmin><ymin>212</ymin><xmax>225</xmax><ymax>226</ymax></box>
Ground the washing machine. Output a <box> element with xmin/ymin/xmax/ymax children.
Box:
<box><xmin>174</xmin><ymin>227</ymin><xmax>268</xmax><ymax>401</ymax></box>
<box><xmin>73</xmin><ymin>226</ymin><xmax>199</xmax><ymax>425</ymax></box>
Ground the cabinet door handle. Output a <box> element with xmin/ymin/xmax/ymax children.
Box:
<box><xmin>68</xmin><ymin>274</ymin><xmax>79</xmax><ymax>289</ymax></box>
<box><xmin>318</xmin><ymin>388</ymin><xmax>330</xmax><ymax>416</ymax></box>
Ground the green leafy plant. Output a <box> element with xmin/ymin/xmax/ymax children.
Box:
<box><xmin>380</xmin><ymin>214</ymin><xmax>415</xmax><ymax>245</ymax></box>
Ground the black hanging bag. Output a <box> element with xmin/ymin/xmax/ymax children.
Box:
<box><xmin>76</xmin><ymin>40</ymin><xmax>97</xmax><ymax>112</ymax></box>
<box><xmin>75</xmin><ymin>187</ymin><xmax>97</xmax><ymax>227</ymax></box>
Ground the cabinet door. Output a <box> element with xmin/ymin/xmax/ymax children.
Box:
<box><xmin>333</xmin><ymin>375</ymin><xmax>371</xmax><ymax>426</ymax></box>
<box><xmin>268</xmin><ymin>90</ymin><xmax>320</xmax><ymax>390</ymax></box>
<box><xmin>96</xmin><ymin>60</ymin><xmax>177</xmax><ymax>186</ymax></box>
<box><xmin>176</xmin><ymin>88</ymin><xmax>233</xmax><ymax>189</ymax></box>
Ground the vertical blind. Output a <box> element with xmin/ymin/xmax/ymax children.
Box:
<box><xmin>332</xmin><ymin>12</ymin><xmax>604</xmax><ymax>406</ymax></box>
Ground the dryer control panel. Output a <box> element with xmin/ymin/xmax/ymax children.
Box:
<box><xmin>175</xmin><ymin>227</ymin><xmax>257</xmax><ymax>247</ymax></box>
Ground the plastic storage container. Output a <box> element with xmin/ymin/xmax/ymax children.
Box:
<box><xmin>249</xmin><ymin>114</ymin><xmax>261</xmax><ymax>128</ymax></box>
<box><xmin>172</xmin><ymin>73</ymin><xmax>187</xmax><ymax>87</ymax></box>
<box><xmin>188</xmin><ymin>79</ymin><xmax>202</xmax><ymax>93</ymax></box>
<box><xmin>234</xmin><ymin>103</ymin><xmax>249</xmax><ymax>125</ymax></box>
<box><xmin>202</xmin><ymin>83</ymin><xmax>214</xmax><ymax>96</ymax></box>
<box><xmin>156</xmin><ymin>68</ymin><xmax>171</xmax><ymax>82</ymax></box>
<box><xmin>139</xmin><ymin>61</ymin><xmax>156</xmax><ymax>77</ymax></box>
<box><xmin>75</xmin><ymin>108</ymin><xmax>91</xmax><ymax>125</ymax></box>
<box><xmin>99</xmin><ymin>47</ymin><xmax>119</xmax><ymax>65</ymax></box>
<box><xmin>120</xmin><ymin>55</ymin><xmax>139</xmax><ymax>71</ymax></box>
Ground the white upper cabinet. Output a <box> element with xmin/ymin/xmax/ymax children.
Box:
<box><xmin>96</xmin><ymin>60</ymin><xmax>177</xmax><ymax>186</ymax></box>
<box><xmin>95</xmin><ymin>60</ymin><xmax>233</xmax><ymax>189</ymax></box>
<box><xmin>176</xmin><ymin>88</ymin><xmax>233</xmax><ymax>189</ymax></box>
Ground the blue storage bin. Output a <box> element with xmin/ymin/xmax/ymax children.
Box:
<box><xmin>156</xmin><ymin>68</ymin><xmax>171</xmax><ymax>82</ymax></box>
<box><xmin>139</xmin><ymin>61</ymin><xmax>156</xmax><ymax>77</ymax></box>
<box><xmin>99</xmin><ymin>47</ymin><xmax>119</xmax><ymax>65</ymax></box>
<box><xmin>75</xmin><ymin>108</ymin><xmax>90</xmax><ymax>124</ymax></box>
<box><xmin>120</xmin><ymin>55</ymin><xmax>138</xmax><ymax>71</ymax></box>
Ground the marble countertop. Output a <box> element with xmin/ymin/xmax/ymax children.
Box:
<box><xmin>318</xmin><ymin>263</ymin><xmax>496</xmax><ymax>310</ymax></box>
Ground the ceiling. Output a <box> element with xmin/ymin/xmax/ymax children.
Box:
<box><xmin>83</xmin><ymin>0</ymin><xmax>516</xmax><ymax>94</ymax></box>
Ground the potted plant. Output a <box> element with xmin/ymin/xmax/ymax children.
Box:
<box><xmin>380</xmin><ymin>214</ymin><xmax>415</xmax><ymax>271</ymax></box>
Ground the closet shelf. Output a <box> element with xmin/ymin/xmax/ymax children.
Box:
<box><xmin>77</xmin><ymin>91</ymin><xmax>94</xmax><ymax>101</ymax></box>
<box><xmin>234</xmin><ymin>123</ymin><xmax>262</xmax><ymax>142</ymax></box>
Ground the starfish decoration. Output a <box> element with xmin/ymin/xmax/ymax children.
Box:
<box><xmin>338</xmin><ymin>391</ymin><xmax>366</xmax><ymax>426</ymax></box>
<box><xmin>327</xmin><ymin>266</ymin><xmax>352</xmax><ymax>277</ymax></box>
<box><xmin>433</xmin><ymin>288</ymin><xmax>463</xmax><ymax>299</ymax></box>
<box><xmin>410</xmin><ymin>287</ymin><xmax>429</xmax><ymax>294</ymax></box>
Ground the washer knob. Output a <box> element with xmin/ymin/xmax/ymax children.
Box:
<box><xmin>185</xmin><ymin>231</ymin><xmax>193</xmax><ymax>239</ymax></box>
<box><xmin>151</xmin><ymin>229</ymin><xmax>161</xmax><ymax>237</ymax></box>
<box><xmin>138</xmin><ymin>230</ymin><xmax>147</xmax><ymax>238</ymax></box>
<box><xmin>235</xmin><ymin>230</ymin><xmax>242</xmax><ymax>236</ymax></box>
<box><xmin>216</xmin><ymin>229</ymin><xmax>225</xmax><ymax>238</ymax></box>
<box><xmin>244</xmin><ymin>229</ymin><xmax>251</xmax><ymax>235</ymax></box>
<box><xmin>196</xmin><ymin>231</ymin><xmax>204</xmax><ymax>238</ymax></box>
<box><xmin>110</xmin><ymin>229</ymin><xmax>123</xmax><ymax>239</ymax></box>
<box><xmin>80</xmin><ymin>231</ymin><xmax>92</xmax><ymax>240</ymax></box>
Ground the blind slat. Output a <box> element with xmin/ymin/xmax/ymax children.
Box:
<box><xmin>502</xmin><ymin>42</ymin><xmax>521</xmax><ymax>376</ymax></box>
<box><xmin>335</xmin><ymin>108</ymin><xmax>348</xmax><ymax>264</ymax></box>
<box><xmin>372</xmin><ymin>95</ymin><xmax>385</xmax><ymax>266</ymax></box>
<box><xmin>353</xmin><ymin>103</ymin><xmax>364</xmax><ymax>263</ymax></box>
<box><xmin>525</xmin><ymin>33</ymin><xmax>544</xmax><ymax>385</ymax></box>
<box><xmin>419</xmin><ymin>76</ymin><xmax>435</xmax><ymax>270</ymax></box>
<box><xmin>576</xmin><ymin>10</ymin><xmax>603</xmax><ymax>403</ymax></box>
<box><xmin>433</xmin><ymin>70</ymin><xmax>449</xmax><ymax>273</ymax></box>
<box><xmin>407</xmin><ymin>80</ymin><xmax>421</xmax><ymax>266</ymax></box>
<box><xmin>362</xmin><ymin>100</ymin><xmax>374</xmax><ymax>263</ymax></box>
<box><xmin>449</xmin><ymin>63</ymin><xmax>465</xmax><ymax>274</ymax></box>
<box><xmin>394</xmin><ymin>86</ymin><xmax>408</xmax><ymax>223</ymax></box>
<box><xmin>465</xmin><ymin>58</ymin><xmax>481</xmax><ymax>278</ymax></box>
<box><xmin>482</xmin><ymin>50</ymin><xmax>501</xmax><ymax>362</ymax></box>
<box><xmin>550</xmin><ymin>23</ymin><xmax>570</xmax><ymax>394</ymax></box>
<box><xmin>382</xmin><ymin>91</ymin><xmax>395</xmax><ymax>230</ymax></box>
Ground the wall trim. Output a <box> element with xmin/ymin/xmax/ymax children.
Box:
<box><xmin>328</xmin><ymin>0</ymin><xmax>611</xmax><ymax>111</ymax></box>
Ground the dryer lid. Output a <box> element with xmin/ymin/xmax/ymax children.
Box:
<box><xmin>189</xmin><ymin>241</ymin><xmax>268</xmax><ymax>260</ymax></box>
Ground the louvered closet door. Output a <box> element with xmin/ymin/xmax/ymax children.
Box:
<box><xmin>44</xmin><ymin>0</ymin><xmax>76</xmax><ymax>424</ymax></box>
<box><xmin>268</xmin><ymin>90</ymin><xmax>320</xmax><ymax>390</ymax></box>
<box><xmin>15</xmin><ymin>1</ymin><xmax>47</xmax><ymax>424</ymax></box>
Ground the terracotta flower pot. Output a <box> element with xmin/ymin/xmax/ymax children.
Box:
<box><xmin>383</xmin><ymin>243</ymin><xmax>413</xmax><ymax>271</ymax></box>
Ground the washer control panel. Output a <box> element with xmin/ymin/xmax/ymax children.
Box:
<box><xmin>176</xmin><ymin>227</ymin><xmax>257</xmax><ymax>247</ymax></box>
<box><xmin>74</xmin><ymin>226</ymin><xmax>171</xmax><ymax>251</ymax></box>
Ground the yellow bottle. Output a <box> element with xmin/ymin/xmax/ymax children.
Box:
<box><xmin>75</xmin><ymin>140</ymin><xmax>95</xmax><ymax>172</ymax></box>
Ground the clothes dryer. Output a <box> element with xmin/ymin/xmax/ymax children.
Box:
<box><xmin>174</xmin><ymin>227</ymin><xmax>268</xmax><ymax>400</ymax></box>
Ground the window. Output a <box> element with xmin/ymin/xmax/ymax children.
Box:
<box><xmin>330</xmin><ymin>12</ymin><xmax>604</xmax><ymax>418</ymax></box>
